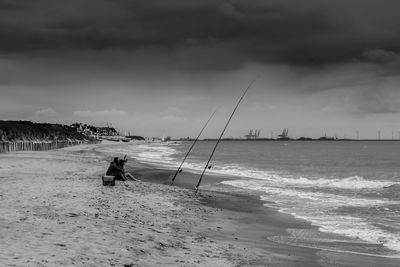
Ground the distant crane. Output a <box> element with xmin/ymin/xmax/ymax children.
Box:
<box><xmin>244</xmin><ymin>129</ymin><xmax>260</xmax><ymax>139</ymax></box>
<box><xmin>277</xmin><ymin>129</ymin><xmax>290</xmax><ymax>140</ymax></box>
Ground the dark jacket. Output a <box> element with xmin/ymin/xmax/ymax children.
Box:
<box><xmin>106</xmin><ymin>162</ymin><xmax>123</xmax><ymax>176</ymax></box>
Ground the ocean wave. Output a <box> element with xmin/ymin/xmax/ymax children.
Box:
<box><xmin>98</xmin><ymin>143</ymin><xmax>178</xmax><ymax>164</ymax></box>
<box><xmin>221</xmin><ymin>179</ymin><xmax>400</xmax><ymax>252</ymax></box>
<box><xmin>260</xmin><ymin>187</ymin><xmax>399</xmax><ymax>207</ymax></box>
<box><xmin>134</xmin><ymin>146</ymin><xmax>396</xmax><ymax>190</ymax></box>
<box><xmin>294</xmin><ymin>214</ymin><xmax>400</xmax><ymax>253</ymax></box>
<box><xmin>217</xmin><ymin>166</ymin><xmax>395</xmax><ymax>190</ymax></box>
<box><xmin>288</xmin><ymin>176</ymin><xmax>395</xmax><ymax>190</ymax></box>
<box><xmin>259</xmin><ymin>187</ymin><xmax>400</xmax><ymax>253</ymax></box>
<box><xmin>220</xmin><ymin>180</ymin><xmax>399</xmax><ymax>208</ymax></box>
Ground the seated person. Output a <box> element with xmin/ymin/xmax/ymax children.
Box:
<box><xmin>106</xmin><ymin>157</ymin><xmax>126</xmax><ymax>181</ymax></box>
<box><xmin>118</xmin><ymin>159</ymin><xmax>140</xmax><ymax>181</ymax></box>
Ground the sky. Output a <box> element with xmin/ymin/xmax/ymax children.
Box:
<box><xmin>1</xmin><ymin>0</ymin><xmax>400</xmax><ymax>139</ymax></box>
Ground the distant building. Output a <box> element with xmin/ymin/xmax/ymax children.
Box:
<box><xmin>70</xmin><ymin>123</ymin><xmax>118</xmax><ymax>137</ymax></box>
<box><xmin>97</xmin><ymin>127</ymin><xmax>118</xmax><ymax>136</ymax></box>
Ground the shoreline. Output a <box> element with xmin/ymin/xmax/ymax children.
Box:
<box><xmin>98</xmin><ymin>141</ymin><xmax>400</xmax><ymax>262</ymax></box>
<box><xmin>128</xmin><ymin>162</ymin><xmax>323</xmax><ymax>266</ymax></box>
<box><xmin>177</xmin><ymin>139</ymin><xmax>400</xmax><ymax>142</ymax></box>
<box><xmin>1</xmin><ymin>143</ymin><xmax>400</xmax><ymax>266</ymax></box>
<box><xmin>130</xmin><ymin>162</ymin><xmax>400</xmax><ymax>265</ymax></box>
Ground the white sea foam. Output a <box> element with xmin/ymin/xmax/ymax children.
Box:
<box><xmin>294</xmin><ymin>214</ymin><xmax>400</xmax><ymax>253</ymax></box>
<box><xmin>265</xmin><ymin>187</ymin><xmax>400</xmax><ymax>206</ymax></box>
<box><xmin>221</xmin><ymin>180</ymin><xmax>399</xmax><ymax>208</ymax></box>
<box><xmin>221</xmin><ymin>178</ymin><xmax>400</xmax><ymax>252</ymax></box>
<box><xmin>98</xmin><ymin>143</ymin><xmax>179</xmax><ymax>167</ymax></box>
<box><xmin>216</xmin><ymin>167</ymin><xmax>396</xmax><ymax>190</ymax></box>
<box><xmin>178</xmin><ymin>158</ymin><xmax>396</xmax><ymax>190</ymax></box>
<box><xmin>288</xmin><ymin>175</ymin><xmax>395</xmax><ymax>190</ymax></box>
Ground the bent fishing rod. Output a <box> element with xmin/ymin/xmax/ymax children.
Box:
<box><xmin>170</xmin><ymin>110</ymin><xmax>217</xmax><ymax>185</ymax></box>
<box><xmin>195</xmin><ymin>79</ymin><xmax>256</xmax><ymax>194</ymax></box>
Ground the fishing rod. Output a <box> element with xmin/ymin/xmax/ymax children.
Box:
<box><xmin>195</xmin><ymin>79</ymin><xmax>256</xmax><ymax>194</ymax></box>
<box><xmin>171</xmin><ymin>110</ymin><xmax>217</xmax><ymax>185</ymax></box>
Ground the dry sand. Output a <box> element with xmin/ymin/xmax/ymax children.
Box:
<box><xmin>0</xmin><ymin>144</ymin><xmax>278</xmax><ymax>266</ymax></box>
<box><xmin>1</xmin><ymin>143</ymin><xmax>400</xmax><ymax>266</ymax></box>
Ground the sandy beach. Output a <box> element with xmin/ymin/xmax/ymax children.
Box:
<box><xmin>1</xmin><ymin>143</ymin><xmax>400</xmax><ymax>266</ymax></box>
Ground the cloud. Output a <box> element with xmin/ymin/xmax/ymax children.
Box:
<box><xmin>73</xmin><ymin>109</ymin><xmax>127</xmax><ymax>117</ymax></box>
<box><xmin>35</xmin><ymin>108</ymin><xmax>57</xmax><ymax>117</ymax></box>
<box><xmin>0</xmin><ymin>0</ymin><xmax>399</xmax><ymax>68</ymax></box>
<box><xmin>362</xmin><ymin>49</ymin><xmax>400</xmax><ymax>63</ymax></box>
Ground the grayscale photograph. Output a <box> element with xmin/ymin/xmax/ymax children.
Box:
<box><xmin>1</xmin><ymin>1</ymin><xmax>400</xmax><ymax>266</ymax></box>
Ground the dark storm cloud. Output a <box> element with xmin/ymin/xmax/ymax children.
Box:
<box><xmin>0</xmin><ymin>0</ymin><xmax>399</xmax><ymax>67</ymax></box>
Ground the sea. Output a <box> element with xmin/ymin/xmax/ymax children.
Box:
<box><xmin>99</xmin><ymin>140</ymin><xmax>400</xmax><ymax>257</ymax></box>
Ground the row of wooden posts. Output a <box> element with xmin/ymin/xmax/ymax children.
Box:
<box><xmin>0</xmin><ymin>140</ymin><xmax>100</xmax><ymax>153</ymax></box>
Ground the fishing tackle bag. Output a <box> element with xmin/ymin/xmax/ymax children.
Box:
<box><xmin>102</xmin><ymin>175</ymin><xmax>115</xmax><ymax>186</ymax></box>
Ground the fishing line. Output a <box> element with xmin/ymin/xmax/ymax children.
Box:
<box><xmin>170</xmin><ymin>110</ymin><xmax>217</xmax><ymax>185</ymax></box>
<box><xmin>195</xmin><ymin>79</ymin><xmax>256</xmax><ymax>194</ymax></box>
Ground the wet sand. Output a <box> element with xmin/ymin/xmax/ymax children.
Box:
<box><xmin>133</xmin><ymin>166</ymin><xmax>322</xmax><ymax>266</ymax></box>
<box><xmin>134</xmin><ymin>164</ymin><xmax>400</xmax><ymax>266</ymax></box>
<box><xmin>1</xmin><ymin>143</ymin><xmax>400</xmax><ymax>266</ymax></box>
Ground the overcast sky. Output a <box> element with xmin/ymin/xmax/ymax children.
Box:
<box><xmin>1</xmin><ymin>0</ymin><xmax>400</xmax><ymax>139</ymax></box>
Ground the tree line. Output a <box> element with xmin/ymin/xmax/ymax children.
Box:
<box><xmin>0</xmin><ymin>121</ymin><xmax>91</xmax><ymax>142</ymax></box>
